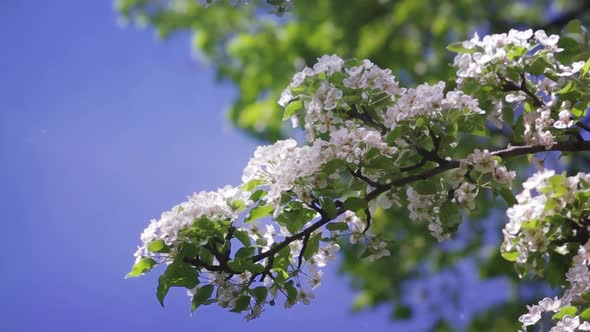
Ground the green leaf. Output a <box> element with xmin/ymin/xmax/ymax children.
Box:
<box><xmin>156</xmin><ymin>260</ymin><xmax>198</xmax><ymax>307</ymax></box>
<box><xmin>282</xmin><ymin>99</ymin><xmax>303</xmax><ymax>120</ymax></box>
<box><xmin>147</xmin><ymin>240</ymin><xmax>169</xmax><ymax>253</ymax></box>
<box><xmin>227</xmin><ymin>260</ymin><xmax>244</xmax><ymax>273</ymax></box>
<box><xmin>572</xmin><ymin>102</ymin><xmax>587</xmax><ymax>118</ymax></box>
<box><xmin>497</xmin><ymin>187</ymin><xmax>517</xmax><ymax>206</ymax></box>
<box><xmin>273</xmin><ymin>268</ymin><xmax>289</xmax><ymax>282</ymax></box>
<box><xmin>507</xmin><ymin>45</ymin><xmax>527</xmax><ymax>60</ymax></box>
<box><xmin>528</xmin><ymin>56</ymin><xmax>551</xmax><ymax>76</ymax></box>
<box><xmin>359</xmin><ymin>247</ymin><xmax>374</xmax><ymax>259</ymax></box>
<box><xmin>231</xmin><ymin>295</ymin><xmax>251</xmax><ymax>312</ymax></box>
<box><xmin>249</xmin><ymin>189</ymin><xmax>267</xmax><ymax>202</ymax></box>
<box><xmin>245</xmin><ymin>204</ymin><xmax>274</xmax><ymax>223</ymax></box>
<box><xmin>191</xmin><ymin>284</ymin><xmax>215</xmax><ymax>312</ymax></box>
<box><xmin>244</xmin><ymin>179</ymin><xmax>264</xmax><ymax>191</ymax></box>
<box><xmin>582</xmin><ymin>57</ymin><xmax>590</xmax><ymax>76</ymax></box>
<box><xmin>250</xmin><ymin>286</ymin><xmax>268</xmax><ymax>303</ymax></box>
<box><xmin>565</xmin><ymin>19</ymin><xmax>583</xmax><ymax>35</ymax></box>
<box><xmin>552</xmin><ymin>306</ymin><xmax>577</xmax><ymax>321</ymax></box>
<box><xmin>580</xmin><ymin>307</ymin><xmax>590</xmax><ymax>320</ymax></box>
<box><xmin>276</xmin><ymin>202</ymin><xmax>316</xmax><ymax>234</ymax></box>
<box><xmin>546</xmin><ymin>253</ymin><xmax>572</xmax><ymax>287</ymax></box>
<box><xmin>326</xmin><ymin>222</ymin><xmax>349</xmax><ymax>231</ymax></box>
<box><xmin>303</xmin><ymin>234</ymin><xmax>321</xmax><ymax>260</ymax></box>
<box><xmin>235</xmin><ymin>246</ymin><xmax>255</xmax><ymax>259</ymax></box>
<box><xmin>126</xmin><ymin>258</ymin><xmax>157</xmax><ymax>278</ymax></box>
<box><xmin>245</xmin><ymin>262</ymin><xmax>265</xmax><ymax>274</ymax></box>
<box><xmin>284</xmin><ymin>282</ymin><xmax>298</xmax><ymax>302</ymax></box>
<box><xmin>446</xmin><ymin>42</ymin><xmax>475</xmax><ymax>54</ymax></box>
<box><xmin>234</xmin><ymin>230</ymin><xmax>251</xmax><ymax>247</ymax></box>
<box><xmin>321</xmin><ymin>198</ymin><xmax>338</xmax><ymax>219</ymax></box>
<box><xmin>412</xmin><ymin>180</ymin><xmax>439</xmax><ymax>195</ymax></box>
<box><xmin>343</xmin><ymin>197</ymin><xmax>368</xmax><ymax>212</ymax></box>
<box><xmin>557</xmin><ymin>81</ymin><xmax>575</xmax><ymax>94</ymax></box>
<box><xmin>157</xmin><ymin>274</ymin><xmax>171</xmax><ymax>307</ymax></box>
<box><xmin>501</xmin><ymin>251</ymin><xmax>519</xmax><ymax>262</ymax></box>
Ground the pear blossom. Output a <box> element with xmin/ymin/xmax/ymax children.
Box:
<box><xmin>130</xmin><ymin>29</ymin><xmax>590</xmax><ymax>323</ymax></box>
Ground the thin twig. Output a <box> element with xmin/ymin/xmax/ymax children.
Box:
<box><xmin>188</xmin><ymin>140</ymin><xmax>590</xmax><ymax>274</ymax></box>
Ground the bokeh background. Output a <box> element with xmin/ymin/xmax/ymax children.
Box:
<box><xmin>2</xmin><ymin>1</ymin><xmax>590</xmax><ymax>331</ymax></box>
<box><xmin>0</xmin><ymin>1</ymin><xmax>407</xmax><ymax>331</ymax></box>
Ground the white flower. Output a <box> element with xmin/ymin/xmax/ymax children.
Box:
<box><xmin>505</xmin><ymin>93</ymin><xmax>526</xmax><ymax>103</ymax></box>
<box><xmin>306</xmin><ymin>268</ymin><xmax>324</xmax><ymax>289</ymax></box>
<box><xmin>554</xmin><ymin>109</ymin><xmax>574</xmax><ymax>129</ymax></box>
<box><xmin>241</xmin><ymin>139</ymin><xmax>331</xmax><ymax>207</ymax></box>
<box><xmin>245</xmin><ymin>304</ymin><xmax>263</xmax><ymax>321</ymax></box>
<box><xmin>133</xmin><ymin>186</ymin><xmax>248</xmax><ymax>260</ymax></box>
<box><xmin>467</xmin><ymin>149</ymin><xmax>497</xmax><ymax>173</ymax></box>
<box><xmin>518</xmin><ymin>304</ymin><xmax>542</xmax><ymax>326</ymax></box>
<box><xmin>313</xmin><ymin>54</ymin><xmax>344</xmax><ymax>75</ymax></box>
<box><xmin>289</xmin><ymin>68</ymin><xmax>313</xmax><ymax>88</ymax></box>
<box><xmin>278</xmin><ymin>89</ymin><xmax>293</xmax><ymax>107</ymax></box>
<box><xmin>522</xmin><ymin>169</ymin><xmax>555</xmax><ymax>191</ymax></box>
<box><xmin>455</xmin><ymin>182</ymin><xmax>477</xmax><ymax>210</ymax></box>
<box><xmin>311</xmin><ymin>81</ymin><xmax>343</xmax><ymax>111</ymax></box>
<box><xmin>557</xmin><ymin>61</ymin><xmax>585</xmax><ymax>77</ymax></box>
<box><xmin>538</xmin><ymin>297</ymin><xmax>561</xmax><ymax>312</ymax></box>
<box><xmin>366</xmin><ymin>241</ymin><xmax>391</xmax><ymax>261</ymax></box>
<box><xmin>298</xmin><ymin>290</ymin><xmax>315</xmax><ymax>305</ymax></box>
<box><xmin>384</xmin><ymin>81</ymin><xmax>446</xmax><ymax>129</ymax></box>
<box><xmin>523</xmin><ymin>109</ymin><xmax>555</xmax><ymax>146</ymax></box>
<box><xmin>535</xmin><ymin>30</ymin><xmax>559</xmax><ymax>47</ymax></box>
<box><xmin>442</xmin><ymin>90</ymin><xmax>484</xmax><ymax>114</ymax></box>
<box><xmin>493</xmin><ymin>165</ymin><xmax>516</xmax><ymax>186</ymax></box>
<box><xmin>554</xmin><ymin>315</ymin><xmax>580</xmax><ymax>331</ymax></box>
<box><xmin>579</xmin><ymin>321</ymin><xmax>590</xmax><ymax>331</ymax></box>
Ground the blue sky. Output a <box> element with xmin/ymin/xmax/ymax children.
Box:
<box><xmin>0</xmin><ymin>2</ymin><xmax>511</xmax><ymax>331</ymax></box>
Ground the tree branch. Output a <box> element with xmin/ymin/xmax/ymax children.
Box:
<box><xmin>188</xmin><ymin>140</ymin><xmax>590</xmax><ymax>275</ymax></box>
<box><xmin>499</xmin><ymin>72</ymin><xmax>544</xmax><ymax>108</ymax></box>
<box><xmin>348</xmin><ymin>104</ymin><xmax>388</xmax><ymax>135</ymax></box>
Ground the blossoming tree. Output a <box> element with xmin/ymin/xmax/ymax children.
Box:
<box><xmin>126</xmin><ymin>17</ymin><xmax>590</xmax><ymax>330</ymax></box>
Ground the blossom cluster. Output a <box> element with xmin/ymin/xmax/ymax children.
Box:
<box><xmin>129</xmin><ymin>27</ymin><xmax>590</xmax><ymax>325</ymax></box>
<box><xmin>406</xmin><ymin>148</ymin><xmax>516</xmax><ymax>240</ymax></box>
<box><xmin>501</xmin><ymin>170</ymin><xmax>590</xmax><ymax>275</ymax></box>
<box><xmin>453</xmin><ymin>28</ymin><xmax>588</xmax><ymax>148</ymax></box>
<box><xmin>454</xmin><ymin>29</ymin><xmax>561</xmax><ymax>83</ymax></box>
<box><xmin>131</xmin><ymin>186</ymin><xmax>250</xmax><ymax>265</ymax></box>
<box><xmin>280</xmin><ymin>55</ymin><xmax>483</xmax><ymax>143</ymax></box>
<box><xmin>519</xmin><ymin>243</ymin><xmax>590</xmax><ymax>331</ymax></box>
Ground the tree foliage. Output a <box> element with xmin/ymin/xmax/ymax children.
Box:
<box><xmin>119</xmin><ymin>1</ymin><xmax>590</xmax><ymax>330</ymax></box>
<box><xmin>117</xmin><ymin>0</ymin><xmax>589</xmax><ymax>141</ymax></box>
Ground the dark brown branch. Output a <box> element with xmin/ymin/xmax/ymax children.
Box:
<box><xmin>297</xmin><ymin>234</ymin><xmax>310</xmax><ymax>270</ymax></box>
<box><xmin>183</xmin><ymin>256</ymin><xmax>229</xmax><ymax>272</ymax></box>
<box><xmin>400</xmin><ymin>159</ymin><xmax>428</xmax><ymax>172</ymax></box>
<box><xmin>306</xmin><ymin>199</ymin><xmax>328</xmax><ymax>219</ymax></box>
<box><xmin>259</xmin><ymin>255</ymin><xmax>274</xmax><ymax>282</ymax></box>
<box><xmin>349</xmin><ymin>104</ymin><xmax>388</xmax><ymax>135</ymax></box>
<box><xmin>499</xmin><ymin>72</ymin><xmax>544</xmax><ymax>108</ymax></box>
<box><xmin>349</xmin><ymin>167</ymin><xmax>387</xmax><ymax>189</ymax></box>
<box><xmin>251</xmin><ymin>213</ymin><xmax>333</xmax><ymax>263</ymax></box>
<box><xmin>190</xmin><ymin>140</ymin><xmax>590</xmax><ymax>275</ymax></box>
<box><xmin>363</xmin><ymin>208</ymin><xmax>372</xmax><ymax>234</ymax></box>
<box><xmin>400</xmin><ymin>131</ymin><xmax>447</xmax><ymax>171</ymax></box>
<box><xmin>490</xmin><ymin>140</ymin><xmax>590</xmax><ymax>159</ymax></box>
<box><xmin>552</xmin><ymin>217</ymin><xmax>590</xmax><ymax>246</ymax></box>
